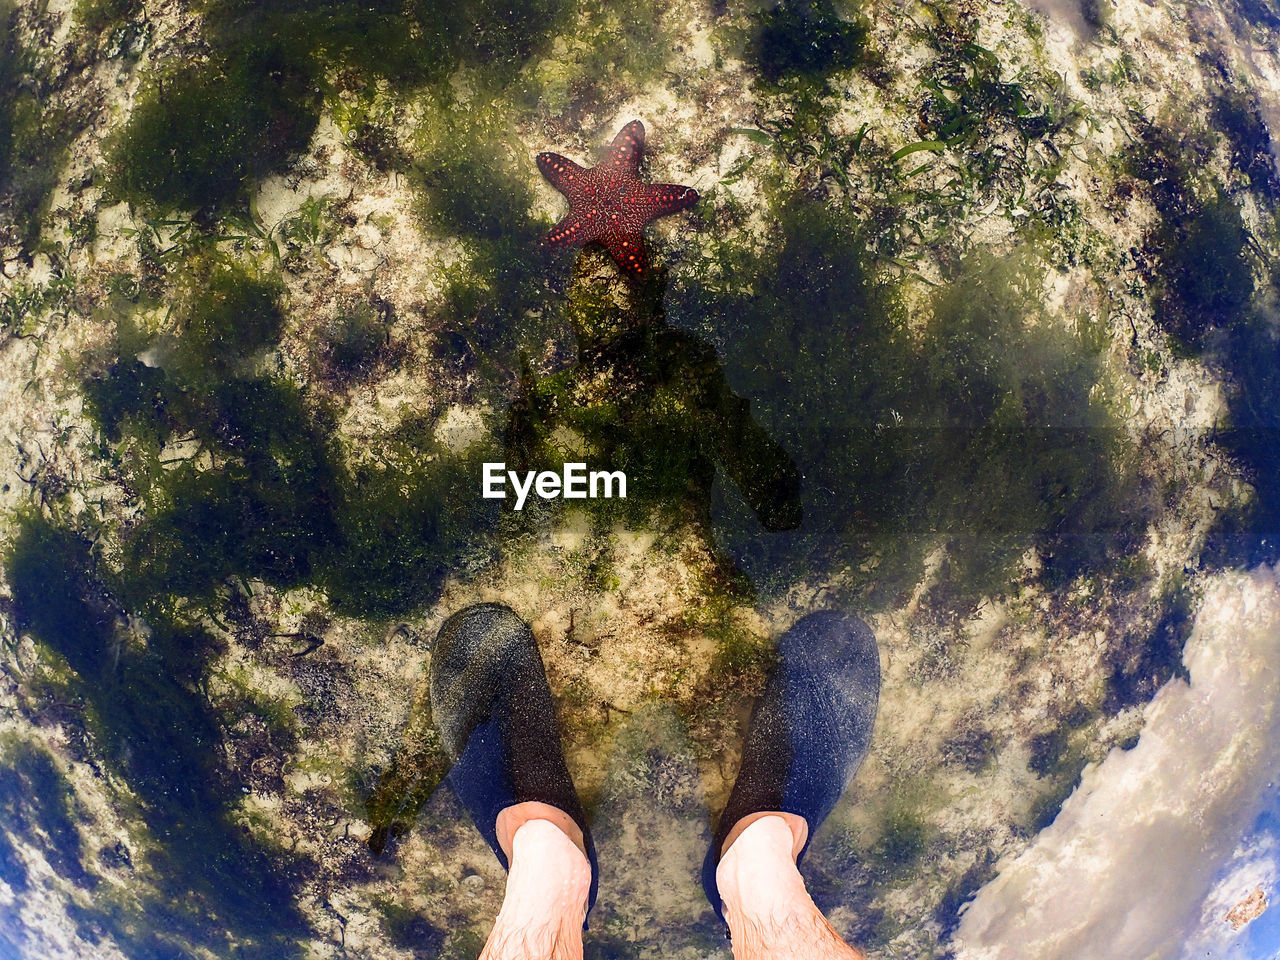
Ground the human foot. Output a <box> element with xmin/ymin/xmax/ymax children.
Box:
<box><xmin>430</xmin><ymin>604</ymin><xmax>598</xmax><ymax>917</ymax></box>
<box><xmin>703</xmin><ymin>611</ymin><xmax>880</xmax><ymax>924</ymax></box>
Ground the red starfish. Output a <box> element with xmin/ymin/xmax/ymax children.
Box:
<box><xmin>537</xmin><ymin>120</ymin><xmax>699</xmax><ymax>278</ymax></box>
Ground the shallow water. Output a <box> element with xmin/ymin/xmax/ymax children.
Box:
<box><xmin>3</xmin><ymin>0</ymin><xmax>1280</xmax><ymax>957</ymax></box>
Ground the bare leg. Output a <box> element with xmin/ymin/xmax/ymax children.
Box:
<box><xmin>479</xmin><ymin>801</ymin><xmax>592</xmax><ymax>960</ymax></box>
<box><xmin>716</xmin><ymin>814</ymin><xmax>867</xmax><ymax>960</ymax></box>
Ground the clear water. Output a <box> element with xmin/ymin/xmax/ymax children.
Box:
<box><xmin>3</xmin><ymin>0</ymin><xmax>1279</xmax><ymax>957</ymax></box>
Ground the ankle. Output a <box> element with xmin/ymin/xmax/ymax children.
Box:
<box><xmin>717</xmin><ymin>816</ymin><xmax>810</xmax><ymax>919</ymax></box>
<box><xmin>496</xmin><ymin>800</ymin><xmax>588</xmax><ymax>861</ymax></box>
<box><xmin>480</xmin><ymin>819</ymin><xmax>592</xmax><ymax>960</ymax></box>
<box><xmin>716</xmin><ymin>816</ymin><xmax>865</xmax><ymax>960</ymax></box>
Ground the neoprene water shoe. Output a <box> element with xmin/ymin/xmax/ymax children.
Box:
<box><xmin>701</xmin><ymin>610</ymin><xmax>881</xmax><ymax>922</ymax></box>
<box><xmin>429</xmin><ymin>603</ymin><xmax>599</xmax><ymax>917</ymax></box>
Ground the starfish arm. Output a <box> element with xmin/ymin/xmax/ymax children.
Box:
<box><xmin>543</xmin><ymin>210</ymin><xmax>592</xmax><ymax>248</ymax></box>
<box><xmin>639</xmin><ymin>183</ymin><xmax>701</xmax><ymax>217</ymax></box>
<box><xmin>602</xmin><ymin>232</ymin><xmax>650</xmax><ymax>276</ymax></box>
<box><xmin>536</xmin><ymin>152</ymin><xmax>588</xmax><ymax>195</ymax></box>
<box><xmin>603</xmin><ymin>120</ymin><xmax>645</xmax><ymax>178</ymax></box>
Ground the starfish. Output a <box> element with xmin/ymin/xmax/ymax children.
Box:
<box><xmin>537</xmin><ymin>120</ymin><xmax>699</xmax><ymax>278</ymax></box>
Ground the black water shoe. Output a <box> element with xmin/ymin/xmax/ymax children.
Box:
<box><xmin>430</xmin><ymin>603</ymin><xmax>599</xmax><ymax>917</ymax></box>
<box><xmin>701</xmin><ymin>610</ymin><xmax>881</xmax><ymax>922</ymax></box>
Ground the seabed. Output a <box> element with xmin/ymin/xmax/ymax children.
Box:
<box><xmin>2</xmin><ymin>0</ymin><xmax>1280</xmax><ymax>957</ymax></box>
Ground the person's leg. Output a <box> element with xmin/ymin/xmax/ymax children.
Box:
<box><xmin>480</xmin><ymin>803</ymin><xmax>593</xmax><ymax>960</ymax></box>
<box><xmin>702</xmin><ymin>611</ymin><xmax>881</xmax><ymax>958</ymax></box>
<box><xmin>715</xmin><ymin>813</ymin><xmax>866</xmax><ymax>960</ymax></box>
<box><xmin>429</xmin><ymin>604</ymin><xmax>599</xmax><ymax>957</ymax></box>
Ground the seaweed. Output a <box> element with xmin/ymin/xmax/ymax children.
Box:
<box><xmin>1026</xmin><ymin>770</ymin><xmax>1083</xmax><ymax>833</ymax></box>
<box><xmin>73</xmin><ymin>0</ymin><xmax>143</xmax><ymax>34</ymax></box>
<box><xmin>105</xmin><ymin>0</ymin><xmax>572</xmax><ymax>213</ymax></box>
<box><xmin>871</xmin><ymin>804</ymin><xmax>929</xmax><ymax>873</ymax></box>
<box><xmin>171</xmin><ymin>263</ymin><xmax>287</xmax><ymax>377</ymax></box>
<box><xmin>410</xmin><ymin>102</ymin><xmax>566</xmax><ymax>370</ymax></box>
<box><xmin>73</xmin><ymin>0</ymin><xmax>150</xmax><ymax>60</ymax></box>
<box><xmin>1027</xmin><ymin>728</ymin><xmax>1069</xmax><ymax>777</ymax></box>
<box><xmin>0</xmin><ymin>1</ymin><xmax>81</xmax><ymax>251</ymax></box>
<box><xmin>104</xmin><ymin>49</ymin><xmax>321</xmax><ymax>214</ymax></box>
<box><xmin>913</xmin><ymin>37</ymin><xmax>1080</xmax><ymax>198</ymax></box>
<box><xmin>313</xmin><ymin>298</ymin><xmax>398</xmax><ymax>386</ymax></box>
<box><xmin>1212</xmin><ymin>88</ymin><xmax>1280</xmax><ymax>199</ymax></box>
<box><xmin>1149</xmin><ymin>193</ymin><xmax>1253</xmax><ymax>351</ymax></box>
<box><xmin>378</xmin><ymin>901</ymin><xmax>448</xmax><ymax>957</ymax></box>
<box><xmin>518</xmin><ymin>0</ymin><xmax>676</xmax><ymax>117</ymax></box>
<box><xmin>123</xmin><ymin>377</ymin><xmax>341</xmax><ymax>604</ymax></box>
<box><xmin>364</xmin><ymin>678</ymin><xmax>451</xmax><ymax>854</ymax></box>
<box><xmin>752</xmin><ymin>0</ymin><xmax>870</xmax><ymax>85</ymax></box>
<box><xmin>83</xmin><ymin>258</ymin><xmax>499</xmax><ymax>620</ymax></box>
<box><xmin>321</xmin><ymin>421</ymin><xmax>500</xmax><ymax>619</ymax></box>
<box><xmin>504</xmin><ymin>254</ymin><xmax>803</xmax><ymax>540</ymax></box>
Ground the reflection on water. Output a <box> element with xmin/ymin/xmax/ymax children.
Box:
<box><xmin>7</xmin><ymin>517</ymin><xmax>311</xmax><ymax>958</ymax></box>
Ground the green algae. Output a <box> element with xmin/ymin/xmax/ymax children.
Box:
<box><xmin>73</xmin><ymin>0</ymin><xmax>142</xmax><ymax>34</ymax></box>
<box><xmin>105</xmin><ymin>51</ymin><xmax>321</xmax><ymax>214</ymax></box>
<box><xmin>0</xmin><ymin>1</ymin><xmax>79</xmax><ymax>251</ymax></box>
<box><xmin>517</xmin><ymin>0</ymin><xmax>676</xmax><ymax>117</ymax></box>
<box><xmin>105</xmin><ymin>0</ymin><xmax>573</xmax><ymax>214</ymax></box>
<box><xmin>1149</xmin><ymin>193</ymin><xmax>1253</xmax><ymax>352</ymax></box>
<box><xmin>101</xmin><ymin>0</ymin><xmax>677</xmax><ymax>217</ymax></box>
<box><xmin>440</xmin><ymin>928</ymin><xmax>488</xmax><ymax>959</ymax></box>
<box><xmin>72</xmin><ymin>266</ymin><xmax>370</xmax><ymax>610</ymax></box>
<box><xmin>82</xmin><ymin>254</ymin><xmax>500</xmax><ymax>621</ymax></box>
<box><xmin>154</xmin><ymin>389</ymin><xmax>334</xmax><ymax>589</ymax></box>
<box><xmin>314</xmin><ymin>298</ymin><xmax>399</xmax><ymax>386</ymax></box>
<box><xmin>73</xmin><ymin>0</ymin><xmax>149</xmax><ymax>59</ymax></box>
<box><xmin>412</xmin><ymin>105</ymin><xmax>540</xmax><ymax>246</ymax></box>
<box><xmin>752</xmin><ymin>0</ymin><xmax>870</xmax><ymax>85</ymax></box>
<box><xmin>410</xmin><ymin>102</ymin><xmax>566</xmax><ymax>370</ymax></box>
<box><xmin>505</xmin><ymin>255</ymin><xmax>803</xmax><ymax>542</ymax></box>
<box><xmin>171</xmin><ymin>263</ymin><xmax>286</xmax><ymax>377</ymax></box>
<box><xmin>870</xmin><ymin>803</ymin><xmax>930</xmax><ymax>874</ymax></box>
<box><xmin>377</xmin><ymin>900</ymin><xmax>448</xmax><ymax>956</ymax></box>
<box><xmin>323</xmin><ymin>420</ymin><xmax>500</xmax><ymax>619</ymax></box>
<box><xmin>365</xmin><ymin>678</ymin><xmax>450</xmax><ymax>854</ymax></box>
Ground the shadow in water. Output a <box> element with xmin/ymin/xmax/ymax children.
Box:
<box><xmin>366</xmin><ymin>251</ymin><xmax>804</xmax><ymax>853</ymax></box>
<box><xmin>670</xmin><ymin>197</ymin><xmax>1147</xmax><ymax>604</ymax></box>
<box><xmin>505</xmin><ymin>251</ymin><xmax>804</xmax><ymax>537</ymax></box>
